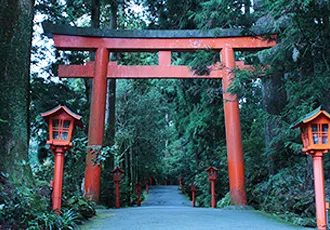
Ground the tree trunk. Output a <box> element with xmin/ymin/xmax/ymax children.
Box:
<box><xmin>262</xmin><ymin>73</ymin><xmax>287</xmax><ymax>175</ymax></box>
<box><xmin>0</xmin><ymin>0</ymin><xmax>35</xmax><ymax>183</ymax></box>
<box><xmin>84</xmin><ymin>0</ymin><xmax>101</xmax><ymax>129</ymax></box>
<box><xmin>104</xmin><ymin>2</ymin><xmax>118</xmax><ymax>170</ymax></box>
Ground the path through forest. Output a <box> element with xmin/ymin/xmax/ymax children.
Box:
<box><xmin>81</xmin><ymin>186</ymin><xmax>313</xmax><ymax>230</ymax></box>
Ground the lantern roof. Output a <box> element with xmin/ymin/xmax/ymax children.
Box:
<box><xmin>205</xmin><ymin>166</ymin><xmax>218</xmax><ymax>172</ymax></box>
<box><xmin>290</xmin><ymin>105</ymin><xmax>330</xmax><ymax>130</ymax></box>
<box><xmin>135</xmin><ymin>182</ymin><xmax>142</xmax><ymax>186</ymax></box>
<box><xmin>41</xmin><ymin>105</ymin><xmax>83</xmax><ymax>128</ymax></box>
<box><xmin>111</xmin><ymin>167</ymin><xmax>124</xmax><ymax>174</ymax></box>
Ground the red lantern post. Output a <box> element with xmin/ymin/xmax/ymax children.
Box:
<box><xmin>111</xmin><ymin>167</ymin><xmax>124</xmax><ymax>209</ymax></box>
<box><xmin>41</xmin><ymin>105</ymin><xmax>83</xmax><ymax>215</ymax></box>
<box><xmin>291</xmin><ymin>106</ymin><xmax>330</xmax><ymax>230</ymax></box>
<box><xmin>206</xmin><ymin>166</ymin><xmax>218</xmax><ymax>208</ymax></box>
<box><xmin>178</xmin><ymin>175</ymin><xmax>182</xmax><ymax>187</ymax></box>
<box><xmin>164</xmin><ymin>178</ymin><xmax>167</xmax><ymax>186</ymax></box>
<box><xmin>135</xmin><ymin>182</ymin><xmax>142</xmax><ymax>206</ymax></box>
<box><xmin>145</xmin><ymin>179</ymin><xmax>149</xmax><ymax>194</ymax></box>
<box><xmin>190</xmin><ymin>184</ymin><xmax>197</xmax><ymax>207</ymax></box>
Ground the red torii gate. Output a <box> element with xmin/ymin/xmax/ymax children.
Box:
<box><xmin>43</xmin><ymin>23</ymin><xmax>276</xmax><ymax>206</ymax></box>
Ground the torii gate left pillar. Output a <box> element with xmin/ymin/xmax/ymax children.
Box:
<box><xmin>84</xmin><ymin>48</ymin><xmax>109</xmax><ymax>202</ymax></box>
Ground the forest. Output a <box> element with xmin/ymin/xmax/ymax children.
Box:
<box><xmin>1</xmin><ymin>0</ymin><xmax>330</xmax><ymax>229</ymax></box>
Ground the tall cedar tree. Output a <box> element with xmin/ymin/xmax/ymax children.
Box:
<box><xmin>0</xmin><ymin>0</ymin><xmax>35</xmax><ymax>183</ymax></box>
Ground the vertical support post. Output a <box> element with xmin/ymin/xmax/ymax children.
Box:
<box><xmin>192</xmin><ymin>191</ymin><xmax>195</xmax><ymax>207</ymax></box>
<box><xmin>115</xmin><ymin>182</ymin><xmax>120</xmax><ymax>209</ymax></box>
<box><xmin>312</xmin><ymin>152</ymin><xmax>327</xmax><ymax>230</ymax></box>
<box><xmin>164</xmin><ymin>179</ymin><xmax>167</xmax><ymax>186</ymax></box>
<box><xmin>52</xmin><ymin>147</ymin><xmax>65</xmax><ymax>215</ymax></box>
<box><xmin>220</xmin><ymin>47</ymin><xmax>247</xmax><ymax>206</ymax></box>
<box><xmin>146</xmin><ymin>183</ymin><xmax>149</xmax><ymax>194</ymax></box>
<box><xmin>159</xmin><ymin>51</ymin><xmax>171</xmax><ymax>66</ymax></box>
<box><xmin>84</xmin><ymin>48</ymin><xmax>109</xmax><ymax>203</ymax></box>
<box><xmin>211</xmin><ymin>180</ymin><xmax>216</xmax><ymax>208</ymax></box>
<box><xmin>137</xmin><ymin>191</ymin><xmax>141</xmax><ymax>206</ymax></box>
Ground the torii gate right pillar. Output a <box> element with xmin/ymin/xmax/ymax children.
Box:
<box><xmin>221</xmin><ymin>47</ymin><xmax>247</xmax><ymax>206</ymax></box>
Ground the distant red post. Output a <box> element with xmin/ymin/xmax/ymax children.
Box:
<box><xmin>135</xmin><ymin>182</ymin><xmax>142</xmax><ymax>206</ymax></box>
<box><xmin>206</xmin><ymin>166</ymin><xmax>218</xmax><ymax>208</ymax></box>
<box><xmin>191</xmin><ymin>184</ymin><xmax>197</xmax><ymax>207</ymax></box>
<box><xmin>111</xmin><ymin>167</ymin><xmax>124</xmax><ymax>209</ymax></box>
<box><xmin>164</xmin><ymin>179</ymin><xmax>167</xmax><ymax>186</ymax></box>
<box><xmin>41</xmin><ymin>105</ymin><xmax>83</xmax><ymax>215</ymax></box>
<box><xmin>178</xmin><ymin>175</ymin><xmax>182</xmax><ymax>187</ymax></box>
<box><xmin>145</xmin><ymin>180</ymin><xmax>149</xmax><ymax>194</ymax></box>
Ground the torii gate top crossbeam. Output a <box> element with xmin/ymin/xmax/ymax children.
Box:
<box><xmin>43</xmin><ymin>23</ymin><xmax>276</xmax><ymax>51</ymax></box>
<box><xmin>43</xmin><ymin>23</ymin><xmax>275</xmax><ymax>79</ymax></box>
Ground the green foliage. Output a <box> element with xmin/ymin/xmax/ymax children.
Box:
<box><xmin>27</xmin><ymin>209</ymin><xmax>79</xmax><ymax>230</ymax></box>
<box><xmin>251</xmin><ymin>167</ymin><xmax>316</xmax><ymax>227</ymax></box>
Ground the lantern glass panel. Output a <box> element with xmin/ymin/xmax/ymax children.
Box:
<box><xmin>64</xmin><ymin>120</ymin><xmax>70</xmax><ymax>128</ymax></box>
<box><xmin>53</xmin><ymin>131</ymin><xmax>59</xmax><ymax>140</ymax></box>
<box><xmin>53</xmin><ymin>120</ymin><xmax>59</xmax><ymax>128</ymax></box>
<box><xmin>61</xmin><ymin>132</ymin><xmax>68</xmax><ymax>140</ymax></box>
<box><xmin>312</xmin><ymin>124</ymin><xmax>319</xmax><ymax>144</ymax></box>
<box><xmin>210</xmin><ymin>171</ymin><xmax>214</xmax><ymax>179</ymax></box>
<box><xmin>322</xmin><ymin>124</ymin><xmax>328</xmax><ymax>144</ymax></box>
<box><xmin>302</xmin><ymin>127</ymin><xmax>309</xmax><ymax>147</ymax></box>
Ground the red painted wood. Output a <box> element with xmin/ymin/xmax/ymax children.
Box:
<box><xmin>192</xmin><ymin>191</ymin><xmax>195</xmax><ymax>207</ymax></box>
<box><xmin>211</xmin><ymin>180</ymin><xmax>216</xmax><ymax>208</ymax></box>
<box><xmin>52</xmin><ymin>147</ymin><xmax>65</xmax><ymax>215</ymax></box>
<box><xmin>59</xmin><ymin>62</ymin><xmax>224</xmax><ymax>79</ymax></box>
<box><xmin>221</xmin><ymin>47</ymin><xmax>247</xmax><ymax>206</ymax></box>
<box><xmin>58</xmin><ymin>61</ymin><xmax>255</xmax><ymax>79</ymax></box>
<box><xmin>313</xmin><ymin>152</ymin><xmax>327</xmax><ymax>230</ymax></box>
<box><xmin>53</xmin><ymin>35</ymin><xmax>276</xmax><ymax>51</ymax></box>
<box><xmin>84</xmin><ymin>48</ymin><xmax>109</xmax><ymax>203</ymax></box>
<box><xmin>115</xmin><ymin>182</ymin><xmax>120</xmax><ymax>209</ymax></box>
<box><xmin>159</xmin><ymin>51</ymin><xmax>171</xmax><ymax>65</ymax></box>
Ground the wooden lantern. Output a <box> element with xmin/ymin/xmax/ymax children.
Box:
<box><xmin>190</xmin><ymin>184</ymin><xmax>197</xmax><ymax>192</ymax></box>
<box><xmin>135</xmin><ymin>182</ymin><xmax>142</xmax><ymax>193</ymax></box>
<box><xmin>206</xmin><ymin>166</ymin><xmax>218</xmax><ymax>181</ymax></box>
<box><xmin>41</xmin><ymin>105</ymin><xmax>83</xmax><ymax>147</ymax></box>
<box><xmin>291</xmin><ymin>105</ymin><xmax>330</xmax><ymax>230</ymax></box>
<box><xmin>111</xmin><ymin>167</ymin><xmax>124</xmax><ymax>183</ymax></box>
<box><xmin>291</xmin><ymin>105</ymin><xmax>330</xmax><ymax>153</ymax></box>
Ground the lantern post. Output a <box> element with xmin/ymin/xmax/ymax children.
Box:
<box><xmin>191</xmin><ymin>184</ymin><xmax>197</xmax><ymax>207</ymax></box>
<box><xmin>179</xmin><ymin>175</ymin><xmax>182</xmax><ymax>187</ymax></box>
<box><xmin>111</xmin><ymin>167</ymin><xmax>124</xmax><ymax>209</ymax></box>
<box><xmin>164</xmin><ymin>178</ymin><xmax>167</xmax><ymax>186</ymax></box>
<box><xmin>41</xmin><ymin>105</ymin><xmax>83</xmax><ymax>215</ymax></box>
<box><xmin>135</xmin><ymin>182</ymin><xmax>142</xmax><ymax>206</ymax></box>
<box><xmin>291</xmin><ymin>106</ymin><xmax>330</xmax><ymax>230</ymax></box>
<box><xmin>145</xmin><ymin>179</ymin><xmax>149</xmax><ymax>194</ymax></box>
<box><xmin>206</xmin><ymin>166</ymin><xmax>218</xmax><ymax>208</ymax></box>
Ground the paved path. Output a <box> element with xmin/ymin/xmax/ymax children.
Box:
<box><xmin>81</xmin><ymin>186</ymin><xmax>313</xmax><ymax>230</ymax></box>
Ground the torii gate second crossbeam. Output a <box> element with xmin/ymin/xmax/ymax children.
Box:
<box><xmin>43</xmin><ymin>23</ymin><xmax>276</xmax><ymax>206</ymax></box>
